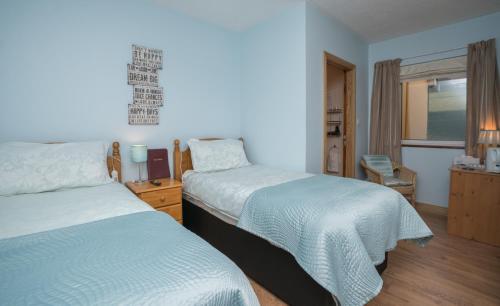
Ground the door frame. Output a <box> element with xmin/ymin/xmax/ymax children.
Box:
<box><xmin>323</xmin><ymin>51</ymin><xmax>356</xmax><ymax>178</ymax></box>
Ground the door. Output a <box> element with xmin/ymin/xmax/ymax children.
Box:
<box><xmin>323</xmin><ymin>52</ymin><xmax>356</xmax><ymax>178</ymax></box>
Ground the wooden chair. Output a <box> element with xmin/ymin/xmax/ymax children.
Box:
<box><xmin>360</xmin><ymin>156</ymin><xmax>417</xmax><ymax>206</ymax></box>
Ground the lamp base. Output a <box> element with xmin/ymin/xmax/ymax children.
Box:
<box><xmin>135</xmin><ymin>162</ymin><xmax>148</xmax><ymax>184</ymax></box>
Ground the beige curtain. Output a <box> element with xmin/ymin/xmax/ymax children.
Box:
<box><xmin>466</xmin><ymin>38</ymin><xmax>500</xmax><ymax>158</ymax></box>
<box><xmin>370</xmin><ymin>59</ymin><xmax>402</xmax><ymax>163</ymax></box>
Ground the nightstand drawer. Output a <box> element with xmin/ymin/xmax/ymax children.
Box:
<box><xmin>158</xmin><ymin>204</ymin><xmax>182</xmax><ymax>220</ymax></box>
<box><xmin>140</xmin><ymin>187</ymin><xmax>181</xmax><ymax>208</ymax></box>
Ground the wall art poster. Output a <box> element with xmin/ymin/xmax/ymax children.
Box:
<box><xmin>127</xmin><ymin>64</ymin><xmax>159</xmax><ymax>86</ymax></box>
<box><xmin>128</xmin><ymin>104</ymin><xmax>160</xmax><ymax>125</ymax></box>
<box><xmin>132</xmin><ymin>44</ymin><xmax>163</xmax><ymax>69</ymax></box>
<box><xmin>133</xmin><ymin>85</ymin><xmax>164</xmax><ymax>106</ymax></box>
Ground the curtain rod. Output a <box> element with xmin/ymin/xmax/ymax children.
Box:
<box><xmin>401</xmin><ymin>46</ymin><xmax>467</xmax><ymax>62</ymax></box>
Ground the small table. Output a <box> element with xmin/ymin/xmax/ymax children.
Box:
<box><xmin>126</xmin><ymin>178</ymin><xmax>183</xmax><ymax>224</ymax></box>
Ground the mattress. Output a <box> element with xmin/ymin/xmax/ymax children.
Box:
<box><xmin>0</xmin><ymin>182</ymin><xmax>153</xmax><ymax>239</ymax></box>
<box><xmin>182</xmin><ymin>165</ymin><xmax>312</xmax><ymax>220</ymax></box>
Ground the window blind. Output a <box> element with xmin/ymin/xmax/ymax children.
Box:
<box><xmin>400</xmin><ymin>56</ymin><xmax>467</xmax><ymax>81</ymax></box>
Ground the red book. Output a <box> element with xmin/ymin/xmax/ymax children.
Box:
<box><xmin>147</xmin><ymin>149</ymin><xmax>170</xmax><ymax>180</ymax></box>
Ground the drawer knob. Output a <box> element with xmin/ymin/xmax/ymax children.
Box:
<box><xmin>160</xmin><ymin>196</ymin><xmax>166</xmax><ymax>202</ymax></box>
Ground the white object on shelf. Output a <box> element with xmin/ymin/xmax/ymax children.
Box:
<box><xmin>485</xmin><ymin>148</ymin><xmax>500</xmax><ymax>173</ymax></box>
<box><xmin>328</xmin><ymin>145</ymin><xmax>339</xmax><ymax>173</ymax></box>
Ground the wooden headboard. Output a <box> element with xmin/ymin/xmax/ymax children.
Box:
<box><xmin>107</xmin><ymin>142</ymin><xmax>122</xmax><ymax>183</ymax></box>
<box><xmin>173</xmin><ymin>138</ymin><xmax>242</xmax><ymax>181</ymax></box>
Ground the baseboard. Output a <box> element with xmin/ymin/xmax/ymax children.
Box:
<box><xmin>416</xmin><ymin>202</ymin><xmax>448</xmax><ymax>217</ymax></box>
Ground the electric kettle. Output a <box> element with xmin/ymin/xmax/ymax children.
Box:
<box><xmin>485</xmin><ymin>147</ymin><xmax>500</xmax><ymax>173</ymax></box>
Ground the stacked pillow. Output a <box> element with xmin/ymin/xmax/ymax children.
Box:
<box><xmin>0</xmin><ymin>142</ymin><xmax>111</xmax><ymax>196</ymax></box>
<box><xmin>188</xmin><ymin>138</ymin><xmax>251</xmax><ymax>172</ymax></box>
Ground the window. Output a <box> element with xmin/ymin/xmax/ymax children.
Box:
<box><xmin>402</xmin><ymin>78</ymin><xmax>467</xmax><ymax>141</ymax></box>
<box><xmin>400</xmin><ymin>55</ymin><xmax>467</xmax><ymax>148</ymax></box>
<box><xmin>428</xmin><ymin>78</ymin><xmax>466</xmax><ymax>140</ymax></box>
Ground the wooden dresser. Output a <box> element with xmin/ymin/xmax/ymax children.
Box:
<box><xmin>448</xmin><ymin>167</ymin><xmax>500</xmax><ymax>246</ymax></box>
<box><xmin>126</xmin><ymin>178</ymin><xmax>183</xmax><ymax>224</ymax></box>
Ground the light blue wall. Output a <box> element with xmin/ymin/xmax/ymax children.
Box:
<box><xmin>239</xmin><ymin>2</ymin><xmax>369</xmax><ymax>173</ymax></box>
<box><xmin>4</xmin><ymin>0</ymin><xmax>496</xmax><ymax>193</ymax></box>
<box><xmin>0</xmin><ymin>0</ymin><xmax>241</xmax><ymax>182</ymax></box>
<box><xmin>368</xmin><ymin>12</ymin><xmax>500</xmax><ymax>207</ymax></box>
<box><xmin>0</xmin><ymin>0</ymin><xmax>359</xmax><ymax>178</ymax></box>
<box><xmin>401</xmin><ymin>147</ymin><xmax>464</xmax><ymax>207</ymax></box>
<box><xmin>305</xmin><ymin>3</ymin><xmax>369</xmax><ymax>177</ymax></box>
<box><xmin>240</xmin><ymin>3</ymin><xmax>307</xmax><ymax>171</ymax></box>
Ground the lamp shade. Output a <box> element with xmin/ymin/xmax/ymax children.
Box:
<box><xmin>478</xmin><ymin>130</ymin><xmax>500</xmax><ymax>145</ymax></box>
<box><xmin>130</xmin><ymin>145</ymin><xmax>147</xmax><ymax>163</ymax></box>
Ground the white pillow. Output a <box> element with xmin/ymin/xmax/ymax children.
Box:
<box><xmin>187</xmin><ymin>139</ymin><xmax>251</xmax><ymax>172</ymax></box>
<box><xmin>0</xmin><ymin>141</ymin><xmax>112</xmax><ymax>196</ymax></box>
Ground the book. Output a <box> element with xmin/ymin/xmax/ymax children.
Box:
<box><xmin>147</xmin><ymin>149</ymin><xmax>170</xmax><ymax>180</ymax></box>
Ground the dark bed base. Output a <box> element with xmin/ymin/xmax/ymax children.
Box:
<box><xmin>183</xmin><ymin>199</ymin><xmax>388</xmax><ymax>306</ymax></box>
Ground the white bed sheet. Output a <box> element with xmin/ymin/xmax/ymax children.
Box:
<box><xmin>182</xmin><ymin>165</ymin><xmax>312</xmax><ymax>219</ymax></box>
<box><xmin>0</xmin><ymin>182</ymin><xmax>153</xmax><ymax>239</ymax></box>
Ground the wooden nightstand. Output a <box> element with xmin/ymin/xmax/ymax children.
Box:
<box><xmin>126</xmin><ymin>178</ymin><xmax>183</xmax><ymax>224</ymax></box>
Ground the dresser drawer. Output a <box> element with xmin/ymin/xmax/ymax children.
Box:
<box><xmin>157</xmin><ymin>204</ymin><xmax>182</xmax><ymax>220</ymax></box>
<box><xmin>140</xmin><ymin>187</ymin><xmax>181</xmax><ymax>208</ymax></box>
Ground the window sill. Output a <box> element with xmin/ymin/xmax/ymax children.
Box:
<box><xmin>401</xmin><ymin>140</ymin><xmax>465</xmax><ymax>149</ymax></box>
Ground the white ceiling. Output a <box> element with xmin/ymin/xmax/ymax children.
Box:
<box><xmin>153</xmin><ymin>0</ymin><xmax>301</xmax><ymax>32</ymax></box>
<box><xmin>312</xmin><ymin>0</ymin><xmax>500</xmax><ymax>42</ymax></box>
<box><xmin>154</xmin><ymin>0</ymin><xmax>500</xmax><ymax>42</ymax></box>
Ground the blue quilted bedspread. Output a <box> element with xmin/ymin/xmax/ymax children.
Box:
<box><xmin>0</xmin><ymin>211</ymin><xmax>258</xmax><ymax>306</ymax></box>
<box><xmin>237</xmin><ymin>175</ymin><xmax>432</xmax><ymax>306</ymax></box>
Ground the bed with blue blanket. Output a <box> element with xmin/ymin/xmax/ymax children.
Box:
<box><xmin>0</xmin><ymin>183</ymin><xmax>259</xmax><ymax>306</ymax></box>
<box><xmin>180</xmin><ymin>164</ymin><xmax>433</xmax><ymax>306</ymax></box>
<box><xmin>0</xmin><ymin>141</ymin><xmax>258</xmax><ymax>306</ymax></box>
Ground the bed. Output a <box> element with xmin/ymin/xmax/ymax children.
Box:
<box><xmin>0</xmin><ymin>141</ymin><xmax>258</xmax><ymax>306</ymax></box>
<box><xmin>173</xmin><ymin>138</ymin><xmax>433</xmax><ymax>306</ymax></box>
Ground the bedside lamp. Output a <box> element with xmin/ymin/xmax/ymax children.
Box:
<box><xmin>131</xmin><ymin>144</ymin><xmax>148</xmax><ymax>183</ymax></box>
<box><xmin>478</xmin><ymin>129</ymin><xmax>500</xmax><ymax>173</ymax></box>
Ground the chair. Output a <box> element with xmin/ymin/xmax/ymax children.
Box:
<box><xmin>360</xmin><ymin>155</ymin><xmax>417</xmax><ymax>206</ymax></box>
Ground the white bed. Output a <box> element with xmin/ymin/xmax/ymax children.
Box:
<box><xmin>0</xmin><ymin>182</ymin><xmax>153</xmax><ymax>239</ymax></box>
<box><xmin>176</xmin><ymin>137</ymin><xmax>433</xmax><ymax>306</ymax></box>
<box><xmin>182</xmin><ymin>165</ymin><xmax>312</xmax><ymax>222</ymax></box>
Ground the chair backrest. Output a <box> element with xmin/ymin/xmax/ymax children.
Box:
<box><xmin>362</xmin><ymin>155</ymin><xmax>394</xmax><ymax>177</ymax></box>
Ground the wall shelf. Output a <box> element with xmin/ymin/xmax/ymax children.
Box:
<box><xmin>327</xmin><ymin>120</ymin><xmax>342</xmax><ymax>124</ymax></box>
<box><xmin>326</xmin><ymin>109</ymin><xmax>343</xmax><ymax>114</ymax></box>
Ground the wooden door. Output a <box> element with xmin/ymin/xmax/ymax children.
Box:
<box><xmin>323</xmin><ymin>52</ymin><xmax>356</xmax><ymax>178</ymax></box>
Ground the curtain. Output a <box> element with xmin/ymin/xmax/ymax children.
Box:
<box><xmin>466</xmin><ymin>38</ymin><xmax>500</xmax><ymax>158</ymax></box>
<box><xmin>369</xmin><ymin>59</ymin><xmax>402</xmax><ymax>163</ymax></box>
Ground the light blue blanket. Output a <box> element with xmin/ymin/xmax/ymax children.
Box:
<box><xmin>237</xmin><ymin>175</ymin><xmax>432</xmax><ymax>306</ymax></box>
<box><xmin>0</xmin><ymin>211</ymin><xmax>259</xmax><ymax>306</ymax></box>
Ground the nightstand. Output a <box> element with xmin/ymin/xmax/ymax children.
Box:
<box><xmin>126</xmin><ymin>178</ymin><xmax>183</xmax><ymax>224</ymax></box>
